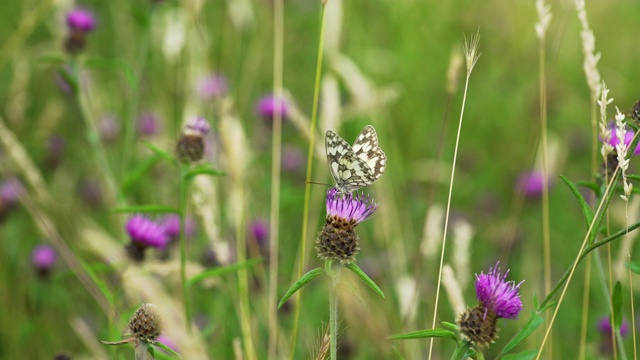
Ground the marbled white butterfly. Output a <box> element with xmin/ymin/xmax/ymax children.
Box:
<box><xmin>325</xmin><ymin>125</ymin><xmax>387</xmax><ymax>195</ymax></box>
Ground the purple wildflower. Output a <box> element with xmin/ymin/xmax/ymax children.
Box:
<box><xmin>66</xmin><ymin>9</ymin><xmax>96</xmax><ymax>33</ymax></box>
<box><xmin>325</xmin><ymin>188</ymin><xmax>377</xmax><ymax>225</ymax></box>
<box><xmin>157</xmin><ymin>334</ymin><xmax>179</xmax><ymax>353</ymax></box>
<box><xmin>197</xmin><ymin>75</ymin><xmax>228</xmax><ymax>99</ymax></box>
<box><xmin>32</xmin><ymin>244</ymin><xmax>56</xmax><ymax>270</ymax></box>
<box><xmin>282</xmin><ymin>146</ymin><xmax>304</xmax><ymax>172</ymax></box>
<box><xmin>137</xmin><ymin>112</ymin><xmax>161</xmax><ymax>136</ymax></box>
<box><xmin>316</xmin><ymin>188</ymin><xmax>378</xmax><ymax>264</ymax></box>
<box><xmin>256</xmin><ymin>94</ymin><xmax>289</xmax><ymax>119</ymax></box>
<box><xmin>475</xmin><ymin>263</ymin><xmax>523</xmax><ymax>319</ymax></box>
<box><xmin>516</xmin><ymin>171</ymin><xmax>551</xmax><ymax>198</ymax></box>
<box><xmin>126</xmin><ymin>215</ymin><xmax>169</xmax><ymax>249</ymax></box>
<box><xmin>598</xmin><ymin>316</ymin><xmax>630</xmax><ymax>338</ymax></box>
<box><xmin>185</xmin><ymin>116</ymin><xmax>210</xmax><ymax>136</ymax></box>
<box><xmin>602</xmin><ymin>122</ymin><xmax>640</xmax><ymax>155</ymax></box>
<box><xmin>0</xmin><ymin>178</ymin><xmax>24</xmax><ymax>205</ymax></box>
<box><xmin>98</xmin><ymin>114</ymin><xmax>120</xmax><ymax>143</ymax></box>
<box><xmin>249</xmin><ymin>219</ymin><xmax>269</xmax><ymax>245</ymax></box>
<box><xmin>160</xmin><ymin>214</ymin><xmax>196</xmax><ymax>240</ymax></box>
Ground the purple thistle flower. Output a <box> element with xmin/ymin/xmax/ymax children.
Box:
<box><xmin>32</xmin><ymin>244</ymin><xmax>56</xmax><ymax>270</ymax></box>
<box><xmin>516</xmin><ymin>171</ymin><xmax>551</xmax><ymax>198</ymax></box>
<box><xmin>602</xmin><ymin>122</ymin><xmax>640</xmax><ymax>155</ymax></box>
<box><xmin>0</xmin><ymin>178</ymin><xmax>24</xmax><ymax>205</ymax></box>
<box><xmin>160</xmin><ymin>214</ymin><xmax>196</xmax><ymax>240</ymax></box>
<box><xmin>185</xmin><ymin>116</ymin><xmax>211</xmax><ymax>136</ymax></box>
<box><xmin>325</xmin><ymin>188</ymin><xmax>378</xmax><ymax>225</ymax></box>
<box><xmin>316</xmin><ymin>188</ymin><xmax>378</xmax><ymax>264</ymax></box>
<box><xmin>126</xmin><ymin>215</ymin><xmax>170</xmax><ymax>249</ymax></box>
<box><xmin>137</xmin><ymin>112</ymin><xmax>161</xmax><ymax>136</ymax></box>
<box><xmin>197</xmin><ymin>75</ymin><xmax>228</xmax><ymax>99</ymax></box>
<box><xmin>475</xmin><ymin>263</ymin><xmax>523</xmax><ymax>319</ymax></box>
<box><xmin>256</xmin><ymin>94</ymin><xmax>289</xmax><ymax>119</ymax></box>
<box><xmin>282</xmin><ymin>146</ymin><xmax>304</xmax><ymax>172</ymax></box>
<box><xmin>66</xmin><ymin>9</ymin><xmax>96</xmax><ymax>33</ymax></box>
<box><xmin>598</xmin><ymin>316</ymin><xmax>630</xmax><ymax>338</ymax></box>
<box><xmin>249</xmin><ymin>219</ymin><xmax>269</xmax><ymax>245</ymax></box>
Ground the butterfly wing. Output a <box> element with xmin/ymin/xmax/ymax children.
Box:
<box><xmin>335</xmin><ymin>151</ymin><xmax>376</xmax><ymax>193</ymax></box>
<box><xmin>351</xmin><ymin>125</ymin><xmax>387</xmax><ymax>181</ymax></box>
<box><xmin>325</xmin><ymin>130</ymin><xmax>353</xmax><ymax>186</ymax></box>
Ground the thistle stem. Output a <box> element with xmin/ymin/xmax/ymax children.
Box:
<box><xmin>329</xmin><ymin>266</ymin><xmax>341</xmax><ymax>360</ymax></box>
<box><xmin>179</xmin><ymin>167</ymin><xmax>191</xmax><ymax>331</ymax></box>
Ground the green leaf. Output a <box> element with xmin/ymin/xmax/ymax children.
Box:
<box><xmin>387</xmin><ymin>328</ymin><xmax>457</xmax><ymax>342</ymax></box>
<box><xmin>612</xmin><ymin>281</ymin><xmax>623</xmax><ymax>329</ymax></box>
<box><xmin>184</xmin><ymin>164</ymin><xmax>225</xmax><ymax>180</ymax></box>
<box><xmin>142</xmin><ymin>142</ymin><xmax>175</xmax><ymax>161</ymax></box>
<box><xmin>451</xmin><ymin>340</ymin><xmax>473</xmax><ymax>360</ymax></box>
<box><xmin>501</xmin><ymin>312</ymin><xmax>544</xmax><ymax>355</ymax></box>
<box><xmin>538</xmin><ymin>300</ymin><xmax>556</xmax><ymax>313</ymax></box>
<box><xmin>278</xmin><ymin>268</ymin><xmax>326</xmax><ymax>309</ymax></box>
<box><xmin>38</xmin><ymin>53</ymin><xmax>67</xmax><ymax>66</ymax></box>
<box><xmin>501</xmin><ymin>349</ymin><xmax>539</xmax><ymax>360</ymax></box>
<box><xmin>441</xmin><ymin>321</ymin><xmax>458</xmax><ymax>332</ymax></box>
<box><xmin>147</xmin><ymin>343</ymin><xmax>155</xmax><ymax>357</ymax></box>
<box><xmin>111</xmin><ymin>205</ymin><xmax>179</xmax><ymax>214</ymax></box>
<box><xmin>626</xmin><ymin>174</ymin><xmax>640</xmax><ymax>183</ymax></box>
<box><xmin>84</xmin><ymin>56</ymin><xmax>138</xmax><ymax>92</ymax></box>
<box><xmin>188</xmin><ymin>258</ymin><xmax>262</xmax><ymax>287</ymax></box>
<box><xmin>625</xmin><ymin>261</ymin><xmax>640</xmax><ymax>274</ymax></box>
<box><xmin>345</xmin><ymin>263</ymin><xmax>385</xmax><ymax>300</ymax></box>
<box><xmin>153</xmin><ymin>341</ymin><xmax>182</xmax><ymax>358</ymax></box>
<box><xmin>559</xmin><ymin>175</ymin><xmax>594</xmax><ymax>231</ymax></box>
<box><xmin>532</xmin><ymin>294</ymin><xmax>539</xmax><ymax>310</ymax></box>
<box><xmin>121</xmin><ymin>155</ymin><xmax>162</xmax><ymax>195</ymax></box>
<box><xmin>574</xmin><ymin>180</ymin><xmax>600</xmax><ymax>196</ymax></box>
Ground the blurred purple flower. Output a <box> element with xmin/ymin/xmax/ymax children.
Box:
<box><xmin>516</xmin><ymin>171</ymin><xmax>552</xmax><ymax>198</ymax></box>
<box><xmin>198</xmin><ymin>74</ymin><xmax>228</xmax><ymax>99</ymax></box>
<box><xmin>137</xmin><ymin>112</ymin><xmax>161</xmax><ymax>136</ymax></box>
<box><xmin>66</xmin><ymin>9</ymin><xmax>96</xmax><ymax>33</ymax></box>
<box><xmin>282</xmin><ymin>146</ymin><xmax>304</xmax><ymax>172</ymax></box>
<box><xmin>32</xmin><ymin>244</ymin><xmax>57</xmax><ymax>270</ymax></box>
<box><xmin>79</xmin><ymin>178</ymin><xmax>103</xmax><ymax>208</ymax></box>
<box><xmin>185</xmin><ymin>116</ymin><xmax>211</xmax><ymax>136</ymax></box>
<box><xmin>45</xmin><ymin>135</ymin><xmax>65</xmax><ymax>169</ymax></box>
<box><xmin>602</xmin><ymin>122</ymin><xmax>640</xmax><ymax>155</ymax></box>
<box><xmin>160</xmin><ymin>214</ymin><xmax>196</xmax><ymax>240</ymax></box>
<box><xmin>249</xmin><ymin>219</ymin><xmax>269</xmax><ymax>245</ymax></box>
<box><xmin>98</xmin><ymin>114</ymin><xmax>120</xmax><ymax>143</ymax></box>
<box><xmin>157</xmin><ymin>334</ymin><xmax>179</xmax><ymax>353</ymax></box>
<box><xmin>0</xmin><ymin>178</ymin><xmax>24</xmax><ymax>205</ymax></box>
<box><xmin>126</xmin><ymin>215</ymin><xmax>169</xmax><ymax>249</ymax></box>
<box><xmin>256</xmin><ymin>94</ymin><xmax>289</xmax><ymax>120</ymax></box>
<box><xmin>598</xmin><ymin>316</ymin><xmax>630</xmax><ymax>338</ymax></box>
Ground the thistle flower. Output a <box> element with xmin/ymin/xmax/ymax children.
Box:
<box><xmin>256</xmin><ymin>94</ymin><xmax>289</xmax><ymax>120</ymax></box>
<box><xmin>197</xmin><ymin>74</ymin><xmax>228</xmax><ymax>100</ymax></box>
<box><xmin>249</xmin><ymin>219</ymin><xmax>269</xmax><ymax>245</ymax></box>
<box><xmin>458</xmin><ymin>263</ymin><xmax>523</xmax><ymax>348</ymax></box>
<box><xmin>597</xmin><ymin>316</ymin><xmax>630</xmax><ymax>356</ymax></box>
<box><xmin>128</xmin><ymin>303</ymin><xmax>163</xmax><ymax>343</ymax></box>
<box><xmin>176</xmin><ymin>116</ymin><xmax>210</xmax><ymax>163</ymax></box>
<box><xmin>315</xmin><ymin>188</ymin><xmax>377</xmax><ymax>264</ymax></box>
<box><xmin>516</xmin><ymin>170</ymin><xmax>552</xmax><ymax>198</ymax></box>
<box><xmin>160</xmin><ymin>214</ymin><xmax>196</xmax><ymax>241</ymax></box>
<box><xmin>125</xmin><ymin>215</ymin><xmax>169</xmax><ymax>261</ymax></box>
<box><xmin>0</xmin><ymin>178</ymin><xmax>24</xmax><ymax>221</ymax></box>
<box><xmin>137</xmin><ymin>112</ymin><xmax>161</xmax><ymax>137</ymax></box>
<box><xmin>64</xmin><ymin>9</ymin><xmax>95</xmax><ymax>54</ymax></box>
<box><xmin>32</xmin><ymin>244</ymin><xmax>56</xmax><ymax>277</ymax></box>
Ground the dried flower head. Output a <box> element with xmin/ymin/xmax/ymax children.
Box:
<box><xmin>458</xmin><ymin>263</ymin><xmax>523</xmax><ymax>348</ymax></box>
<box><xmin>176</xmin><ymin>117</ymin><xmax>210</xmax><ymax>163</ymax></box>
<box><xmin>128</xmin><ymin>303</ymin><xmax>163</xmax><ymax>342</ymax></box>
<box><xmin>315</xmin><ymin>188</ymin><xmax>377</xmax><ymax>264</ymax></box>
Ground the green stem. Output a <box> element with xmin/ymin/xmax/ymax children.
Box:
<box><xmin>179</xmin><ymin>167</ymin><xmax>191</xmax><ymax>331</ymax></box>
<box><xmin>451</xmin><ymin>340</ymin><xmax>472</xmax><ymax>360</ymax></box>
<box><xmin>329</xmin><ymin>265</ymin><xmax>341</xmax><ymax>360</ymax></box>
<box><xmin>289</xmin><ymin>3</ymin><xmax>327</xmax><ymax>358</ymax></box>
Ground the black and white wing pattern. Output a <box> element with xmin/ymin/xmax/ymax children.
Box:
<box><xmin>325</xmin><ymin>125</ymin><xmax>387</xmax><ymax>195</ymax></box>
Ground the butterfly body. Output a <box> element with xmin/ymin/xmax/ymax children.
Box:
<box><xmin>325</xmin><ymin>125</ymin><xmax>387</xmax><ymax>196</ymax></box>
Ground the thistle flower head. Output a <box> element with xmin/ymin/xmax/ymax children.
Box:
<box><xmin>316</xmin><ymin>188</ymin><xmax>378</xmax><ymax>264</ymax></box>
<box><xmin>249</xmin><ymin>219</ymin><xmax>269</xmax><ymax>245</ymax></box>
<box><xmin>185</xmin><ymin>116</ymin><xmax>211</xmax><ymax>136</ymax></box>
<box><xmin>160</xmin><ymin>214</ymin><xmax>195</xmax><ymax>240</ymax></box>
<box><xmin>128</xmin><ymin>303</ymin><xmax>162</xmax><ymax>343</ymax></box>
<box><xmin>515</xmin><ymin>171</ymin><xmax>548</xmax><ymax>198</ymax></box>
<box><xmin>597</xmin><ymin>316</ymin><xmax>630</xmax><ymax>338</ymax></box>
<box><xmin>137</xmin><ymin>112</ymin><xmax>161</xmax><ymax>136</ymax></box>
<box><xmin>126</xmin><ymin>215</ymin><xmax>169</xmax><ymax>249</ymax></box>
<box><xmin>325</xmin><ymin>188</ymin><xmax>377</xmax><ymax>225</ymax></box>
<box><xmin>66</xmin><ymin>9</ymin><xmax>96</xmax><ymax>33</ymax></box>
<box><xmin>32</xmin><ymin>244</ymin><xmax>56</xmax><ymax>275</ymax></box>
<box><xmin>198</xmin><ymin>74</ymin><xmax>228</xmax><ymax>99</ymax></box>
<box><xmin>176</xmin><ymin>117</ymin><xmax>210</xmax><ymax>163</ymax></box>
<box><xmin>474</xmin><ymin>263</ymin><xmax>523</xmax><ymax>319</ymax></box>
<box><xmin>256</xmin><ymin>94</ymin><xmax>289</xmax><ymax>119</ymax></box>
<box><xmin>0</xmin><ymin>178</ymin><xmax>24</xmax><ymax>205</ymax></box>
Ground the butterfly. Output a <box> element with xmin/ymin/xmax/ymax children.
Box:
<box><xmin>325</xmin><ymin>125</ymin><xmax>387</xmax><ymax>195</ymax></box>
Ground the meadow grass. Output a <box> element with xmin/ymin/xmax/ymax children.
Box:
<box><xmin>0</xmin><ymin>0</ymin><xmax>639</xmax><ymax>359</ymax></box>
